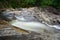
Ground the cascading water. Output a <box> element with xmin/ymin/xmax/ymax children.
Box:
<box><xmin>1</xmin><ymin>8</ymin><xmax>60</xmax><ymax>33</ymax></box>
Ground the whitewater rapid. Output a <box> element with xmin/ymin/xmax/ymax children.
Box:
<box><xmin>1</xmin><ymin>8</ymin><xmax>60</xmax><ymax>33</ymax></box>
<box><xmin>10</xmin><ymin>18</ymin><xmax>60</xmax><ymax>33</ymax></box>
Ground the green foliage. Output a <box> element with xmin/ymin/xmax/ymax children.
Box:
<box><xmin>0</xmin><ymin>0</ymin><xmax>60</xmax><ymax>10</ymax></box>
<box><xmin>24</xmin><ymin>0</ymin><xmax>36</xmax><ymax>4</ymax></box>
<box><xmin>40</xmin><ymin>0</ymin><xmax>54</xmax><ymax>7</ymax></box>
<box><xmin>53</xmin><ymin>0</ymin><xmax>60</xmax><ymax>9</ymax></box>
<box><xmin>0</xmin><ymin>0</ymin><xmax>36</xmax><ymax>8</ymax></box>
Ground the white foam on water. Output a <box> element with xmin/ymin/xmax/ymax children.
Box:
<box><xmin>10</xmin><ymin>20</ymin><xmax>54</xmax><ymax>33</ymax></box>
<box><xmin>47</xmin><ymin>25</ymin><xmax>60</xmax><ymax>29</ymax></box>
<box><xmin>3</xmin><ymin>10</ymin><xmax>60</xmax><ymax>32</ymax></box>
<box><xmin>10</xmin><ymin>14</ymin><xmax>60</xmax><ymax>33</ymax></box>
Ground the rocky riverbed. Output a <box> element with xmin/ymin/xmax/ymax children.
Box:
<box><xmin>0</xmin><ymin>7</ymin><xmax>60</xmax><ymax>40</ymax></box>
<box><xmin>0</xmin><ymin>20</ymin><xmax>60</xmax><ymax>40</ymax></box>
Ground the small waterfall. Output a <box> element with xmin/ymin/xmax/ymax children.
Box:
<box><xmin>10</xmin><ymin>13</ymin><xmax>60</xmax><ymax>33</ymax></box>
<box><xmin>1</xmin><ymin>8</ymin><xmax>60</xmax><ymax>33</ymax></box>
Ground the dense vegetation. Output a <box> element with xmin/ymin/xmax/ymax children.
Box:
<box><xmin>0</xmin><ymin>0</ymin><xmax>60</xmax><ymax>9</ymax></box>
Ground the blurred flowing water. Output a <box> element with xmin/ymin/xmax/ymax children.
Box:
<box><xmin>1</xmin><ymin>8</ymin><xmax>60</xmax><ymax>33</ymax></box>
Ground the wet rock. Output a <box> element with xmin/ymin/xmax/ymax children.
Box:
<box><xmin>0</xmin><ymin>7</ymin><xmax>60</xmax><ymax>40</ymax></box>
<box><xmin>1</xmin><ymin>7</ymin><xmax>60</xmax><ymax>25</ymax></box>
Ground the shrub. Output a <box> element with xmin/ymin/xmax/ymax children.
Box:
<box><xmin>40</xmin><ymin>0</ymin><xmax>54</xmax><ymax>7</ymax></box>
<box><xmin>53</xmin><ymin>0</ymin><xmax>60</xmax><ymax>9</ymax></box>
<box><xmin>0</xmin><ymin>0</ymin><xmax>60</xmax><ymax>10</ymax></box>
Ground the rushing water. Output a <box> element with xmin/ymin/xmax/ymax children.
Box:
<box><xmin>1</xmin><ymin>9</ymin><xmax>60</xmax><ymax>33</ymax></box>
<box><xmin>10</xmin><ymin>16</ymin><xmax>60</xmax><ymax>33</ymax></box>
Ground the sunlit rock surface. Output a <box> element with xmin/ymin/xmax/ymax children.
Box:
<box><xmin>0</xmin><ymin>7</ymin><xmax>60</xmax><ymax>40</ymax></box>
